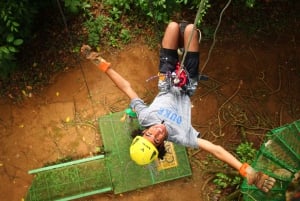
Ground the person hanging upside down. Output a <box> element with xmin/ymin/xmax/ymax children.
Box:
<box><xmin>81</xmin><ymin>21</ymin><xmax>276</xmax><ymax>193</ymax></box>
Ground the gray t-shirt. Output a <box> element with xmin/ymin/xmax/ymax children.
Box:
<box><xmin>130</xmin><ymin>87</ymin><xmax>199</xmax><ymax>148</ymax></box>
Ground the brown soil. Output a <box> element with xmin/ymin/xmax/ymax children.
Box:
<box><xmin>0</xmin><ymin>32</ymin><xmax>299</xmax><ymax>201</ymax></box>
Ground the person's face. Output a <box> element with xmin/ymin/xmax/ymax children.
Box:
<box><xmin>142</xmin><ymin>124</ymin><xmax>167</xmax><ymax>146</ymax></box>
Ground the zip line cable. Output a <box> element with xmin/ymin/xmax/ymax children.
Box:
<box><xmin>200</xmin><ymin>0</ymin><xmax>232</xmax><ymax>75</ymax></box>
<box><xmin>56</xmin><ymin>0</ymin><xmax>97</xmax><ymax>118</ymax></box>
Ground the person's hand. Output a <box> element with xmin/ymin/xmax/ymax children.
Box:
<box><xmin>81</xmin><ymin>45</ymin><xmax>111</xmax><ymax>72</ymax></box>
<box><xmin>247</xmin><ymin>170</ymin><xmax>276</xmax><ymax>192</ymax></box>
<box><xmin>239</xmin><ymin>163</ymin><xmax>276</xmax><ymax>192</ymax></box>
<box><xmin>81</xmin><ymin>45</ymin><xmax>92</xmax><ymax>58</ymax></box>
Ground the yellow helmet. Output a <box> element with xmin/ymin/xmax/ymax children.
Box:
<box><xmin>130</xmin><ymin>136</ymin><xmax>158</xmax><ymax>165</ymax></box>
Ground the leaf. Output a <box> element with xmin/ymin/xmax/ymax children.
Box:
<box><xmin>0</xmin><ymin>46</ymin><xmax>9</xmax><ymax>54</ymax></box>
<box><xmin>6</xmin><ymin>20</ymin><xmax>11</xmax><ymax>27</ymax></box>
<box><xmin>6</xmin><ymin>34</ymin><xmax>14</xmax><ymax>43</ymax></box>
<box><xmin>22</xmin><ymin>90</ymin><xmax>27</xmax><ymax>96</ymax></box>
<box><xmin>8</xmin><ymin>46</ymin><xmax>17</xmax><ymax>52</ymax></box>
<box><xmin>13</xmin><ymin>39</ymin><xmax>23</xmax><ymax>46</ymax></box>
<box><xmin>65</xmin><ymin>117</ymin><xmax>70</xmax><ymax>122</ymax></box>
<box><xmin>12</xmin><ymin>21</ymin><xmax>20</xmax><ymax>27</ymax></box>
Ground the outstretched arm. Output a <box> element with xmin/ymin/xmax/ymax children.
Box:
<box><xmin>81</xmin><ymin>45</ymin><xmax>139</xmax><ymax>100</ymax></box>
<box><xmin>105</xmin><ymin>67</ymin><xmax>139</xmax><ymax>100</ymax></box>
<box><xmin>197</xmin><ymin>138</ymin><xmax>276</xmax><ymax>193</ymax></box>
<box><xmin>197</xmin><ymin>138</ymin><xmax>242</xmax><ymax>169</ymax></box>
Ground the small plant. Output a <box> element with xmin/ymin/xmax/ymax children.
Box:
<box><xmin>245</xmin><ymin>0</ymin><xmax>256</xmax><ymax>8</ymax></box>
<box><xmin>64</xmin><ymin>0</ymin><xmax>91</xmax><ymax>14</ymax></box>
<box><xmin>108</xmin><ymin>35</ymin><xmax>119</xmax><ymax>48</ymax></box>
<box><xmin>83</xmin><ymin>10</ymin><xmax>133</xmax><ymax>48</ymax></box>
<box><xmin>109</xmin><ymin>6</ymin><xmax>122</xmax><ymax>20</ymax></box>
<box><xmin>103</xmin><ymin>0</ymin><xmax>131</xmax><ymax>12</ymax></box>
<box><xmin>236</xmin><ymin>142</ymin><xmax>257</xmax><ymax>164</ymax></box>
<box><xmin>120</xmin><ymin>29</ymin><xmax>131</xmax><ymax>44</ymax></box>
<box><xmin>0</xmin><ymin>34</ymin><xmax>23</xmax><ymax>78</ymax></box>
<box><xmin>83</xmin><ymin>15</ymin><xmax>108</xmax><ymax>47</ymax></box>
<box><xmin>213</xmin><ymin>172</ymin><xmax>242</xmax><ymax>189</ymax></box>
<box><xmin>0</xmin><ymin>0</ymin><xmax>36</xmax><ymax>79</ymax></box>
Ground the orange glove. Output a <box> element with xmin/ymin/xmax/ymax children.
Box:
<box><xmin>239</xmin><ymin>163</ymin><xmax>276</xmax><ymax>193</ymax></box>
<box><xmin>81</xmin><ymin>45</ymin><xmax>111</xmax><ymax>72</ymax></box>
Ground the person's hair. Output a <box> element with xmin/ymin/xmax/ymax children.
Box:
<box><xmin>131</xmin><ymin>128</ymin><xmax>166</xmax><ymax>159</ymax></box>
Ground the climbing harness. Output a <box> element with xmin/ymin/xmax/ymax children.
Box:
<box><xmin>173</xmin><ymin>62</ymin><xmax>187</xmax><ymax>87</ymax></box>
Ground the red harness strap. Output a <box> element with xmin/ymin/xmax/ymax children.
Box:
<box><xmin>174</xmin><ymin>62</ymin><xmax>187</xmax><ymax>87</ymax></box>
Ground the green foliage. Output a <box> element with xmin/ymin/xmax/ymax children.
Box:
<box><xmin>0</xmin><ymin>0</ymin><xmax>95</xmax><ymax>80</ymax></box>
<box><xmin>196</xmin><ymin>0</ymin><xmax>211</xmax><ymax>27</ymax></box>
<box><xmin>84</xmin><ymin>15</ymin><xmax>108</xmax><ymax>47</ymax></box>
<box><xmin>0</xmin><ymin>0</ymin><xmax>37</xmax><ymax>79</ymax></box>
<box><xmin>64</xmin><ymin>0</ymin><xmax>81</xmax><ymax>14</ymax></box>
<box><xmin>138</xmin><ymin>0</ymin><xmax>175</xmax><ymax>24</ymax></box>
<box><xmin>213</xmin><ymin>172</ymin><xmax>242</xmax><ymax>189</ymax></box>
<box><xmin>109</xmin><ymin>6</ymin><xmax>122</xmax><ymax>20</ymax></box>
<box><xmin>0</xmin><ymin>0</ymin><xmax>94</xmax><ymax>79</ymax></box>
<box><xmin>82</xmin><ymin>0</ymin><xmax>211</xmax><ymax>49</ymax></box>
<box><xmin>120</xmin><ymin>29</ymin><xmax>131</xmax><ymax>44</ymax></box>
<box><xmin>82</xmin><ymin>2</ymin><xmax>134</xmax><ymax>49</ymax></box>
<box><xmin>0</xmin><ymin>34</ymin><xmax>24</xmax><ymax>76</ymax></box>
<box><xmin>236</xmin><ymin>142</ymin><xmax>257</xmax><ymax>164</ymax></box>
<box><xmin>64</xmin><ymin>0</ymin><xmax>91</xmax><ymax>14</ymax></box>
<box><xmin>103</xmin><ymin>0</ymin><xmax>132</xmax><ymax>11</ymax></box>
<box><xmin>245</xmin><ymin>0</ymin><xmax>256</xmax><ymax>8</ymax></box>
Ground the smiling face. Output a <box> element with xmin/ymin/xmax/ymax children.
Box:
<box><xmin>142</xmin><ymin>124</ymin><xmax>168</xmax><ymax>146</ymax></box>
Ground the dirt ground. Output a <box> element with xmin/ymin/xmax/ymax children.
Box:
<box><xmin>0</xmin><ymin>31</ymin><xmax>299</xmax><ymax>201</ymax></box>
